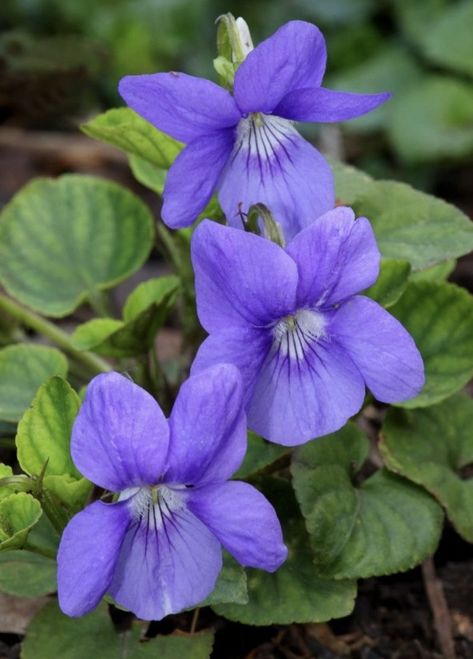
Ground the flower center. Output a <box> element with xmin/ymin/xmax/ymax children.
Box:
<box><xmin>273</xmin><ymin>308</ymin><xmax>326</xmax><ymax>361</ymax></box>
<box><xmin>120</xmin><ymin>485</ymin><xmax>185</xmax><ymax>529</ymax></box>
<box><xmin>234</xmin><ymin>112</ymin><xmax>297</xmax><ymax>164</ymax></box>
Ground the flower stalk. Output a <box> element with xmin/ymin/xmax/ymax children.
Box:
<box><xmin>0</xmin><ymin>293</ymin><xmax>112</xmax><ymax>375</ymax></box>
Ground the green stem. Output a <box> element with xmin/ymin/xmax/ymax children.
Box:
<box><xmin>0</xmin><ymin>293</ymin><xmax>111</xmax><ymax>374</ymax></box>
<box><xmin>156</xmin><ymin>223</ymin><xmax>182</xmax><ymax>270</ymax></box>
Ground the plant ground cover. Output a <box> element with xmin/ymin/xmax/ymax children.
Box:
<box><xmin>0</xmin><ymin>130</ymin><xmax>472</xmax><ymax>659</ymax></box>
<box><xmin>1</xmin><ymin>6</ymin><xmax>473</xmax><ymax>657</ymax></box>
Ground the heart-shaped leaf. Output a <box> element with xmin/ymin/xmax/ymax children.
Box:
<box><xmin>214</xmin><ymin>479</ymin><xmax>356</xmax><ymax>625</ymax></box>
<box><xmin>291</xmin><ymin>424</ymin><xmax>443</xmax><ymax>579</ymax></box>
<box><xmin>199</xmin><ymin>554</ymin><xmax>247</xmax><ymax>607</ymax></box>
<box><xmin>16</xmin><ymin>377</ymin><xmax>90</xmax><ymax>510</ymax></box>
<box><xmin>23</xmin><ymin>601</ymin><xmax>214</xmax><ymax>659</ymax></box>
<box><xmin>390</xmin><ymin>281</ymin><xmax>473</xmax><ymax>408</ymax></box>
<box><xmin>0</xmin><ymin>175</ymin><xmax>154</xmax><ymax>317</ymax></box>
<box><xmin>0</xmin><ymin>345</ymin><xmax>68</xmax><ymax>423</ymax></box>
<box><xmin>0</xmin><ymin>551</ymin><xmax>56</xmax><ymax>597</ymax></box>
<box><xmin>381</xmin><ymin>394</ymin><xmax>473</xmax><ymax>542</ymax></box>
<box><xmin>332</xmin><ymin>161</ymin><xmax>473</xmax><ymax>271</ymax></box>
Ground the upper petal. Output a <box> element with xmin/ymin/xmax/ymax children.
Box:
<box><xmin>119</xmin><ymin>72</ymin><xmax>240</xmax><ymax>142</ymax></box>
<box><xmin>233</xmin><ymin>21</ymin><xmax>327</xmax><ymax>114</ymax></box>
<box><xmin>330</xmin><ymin>295</ymin><xmax>425</xmax><ymax>403</ymax></box>
<box><xmin>165</xmin><ymin>364</ymin><xmax>247</xmax><ymax>485</ymax></box>
<box><xmin>109</xmin><ymin>493</ymin><xmax>222</xmax><ymax>620</ymax></box>
<box><xmin>71</xmin><ymin>372</ymin><xmax>169</xmax><ymax>492</ymax></box>
<box><xmin>57</xmin><ymin>500</ymin><xmax>130</xmax><ymax>616</ymax></box>
<box><xmin>191</xmin><ymin>220</ymin><xmax>298</xmax><ymax>332</ymax></box>
<box><xmin>188</xmin><ymin>481</ymin><xmax>287</xmax><ymax>572</ymax></box>
<box><xmin>161</xmin><ymin>131</ymin><xmax>233</xmax><ymax>229</ymax></box>
<box><xmin>285</xmin><ymin>206</ymin><xmax>380</xmax><ymax>307</ymax></box>
<box><xmin>248</xmin><ymin>327</ymin><xmax>365</xmax><ymax>445</ymax></box>
<box><xmin>275</xmin><ymin>87</ymin><xmax>391</xmax><ymax>123</ymax></box>
<box><xmin>218</xmin><ymin>121</ymin><xmax>334</xmax><ymax>242</ymax></box>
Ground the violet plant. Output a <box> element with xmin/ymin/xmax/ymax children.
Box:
<box><xmin>1</xmin><ymin>12</ymin><xmax>473</xmax><ymax>656</ymax></box>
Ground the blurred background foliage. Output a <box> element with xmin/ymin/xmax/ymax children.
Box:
<box><xmin>0</xmin><ymin>0</ymin><xmax>472</xmax><ymax>199</ymax></box>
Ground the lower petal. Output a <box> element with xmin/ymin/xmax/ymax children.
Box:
<box><xmin>218</xmin><ymin>118</ymin><xmax>334</xmax><ymax>242</ymax></box>
<box><xmin>57</xmin><ymin>500</ymin><xmax>130</xmax><ymax>617</ymax></box>
<box><xmin>188</xmin><ymin>481</ymin><xmax>287</xmax><ymax>572</ymax></box>
<box><xmin>248</xmin><ymin>336</ymin><xmax>365</xmax><ymax>445</ymax></box>
<box><xmin>108</xmin><ymin>494</ymin><xmax>222</xmax><ymax>620</ymax></box>
<box><xmin>191</xmin><ymin>326</ymin><xmax>271</xmax><ymax>408</ymax></box>
<box><xmin>330</xmin><ymin>295</ymin><xmax>425</xmax><ymax>403</ymax></box>
<box><xmin>162</xmin><ymin>131</ymin><xmax>233</xmax><ymax>229</ymax></box>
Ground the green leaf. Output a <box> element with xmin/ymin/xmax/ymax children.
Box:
<box><xmin>352</xmin><ymin>180</ymin><xmax>473</xmax><ymax>271</ymax></box>
<box><xmin>123</xmin><ymin>276</ymin><xmax>179</xmax><ymax>321</ymax></box>
<box><xmin>0</xmin><ymin>345</ymin><xmax>68</xmax><ymax>422</ymax></box>
<box><xmin>0</xmin><ymin>175</ymin><xmax>154</xmax><ymax>317</ymax></box>
<box><xmin>291</xmin><ymin>424</ymin><xmax>443</xmax><ymax>579</ymax></box>
<box><xmin>388</xmin><ymin>77</ymin><xmax>473</xmax><ymax>162</ymax></box>
<box><xmin>214</xmin><ymin>479</ymin><xmax>356</xmax><ymax>625</ymax></box>
<box><xmin>234</xmin><ymin>432</ymin><xmax>289</xmax><ymax>479</ymax></box>
<box><xmin>331</xmin><ymin>159</ymin><xmax>374</xmax><ymax>206</ymax></box>
<box><xmin>71</xmin><ymin>318</ymin><xmax>125</xmax><ymax>352</ymax></box>
<box><xmin>416</xmin><ymin>1</ymin><xmax>473</xmax><ymax>79</ymax></box>
<box><xmin>23</xmin><ymin>601</ymin><xmax>214</xmax><ymax>659</ymax></box>
<box><xmin>0</xmin><ymin>492</ymin><xmax>42</xmax><ymax>550</ymax></box>
<box><xmin>72</xmin><ymin>276</ymin><xmax>179</xmax><ymax>357</ymax></box>
<box><xmin>410</xmin><ymin>259</ymin><xmax>455</xmax><ymax>283</ymax></box>
<box><xmin>0</xmin><ymin>464</ymin><xmax>14</xmax><ymax>501</ymax></box>
<box><xmin>82</xmin><ymin>108</ymin><xmax>183</xmax><ymax>169</ymax></box>
<box><xmin>364</xmin><ymin>258</ymin><xmax>411</xmax><ymax>308</ymax></box>
<box><xmin>199</xmin><ymin>554</ymin><xmax>247</xmax><ymax>607</ymax></box>
<box><xmin>26</xmin><ymin>513</ymin><xmax>60</xmax><ymax>556</ymax></box>
<box><xmin>129</xmin><ymin>154</ymin><xmax>167</xmax><ymax>195</ymax></box>
<box><xmin>16</xmin><ymin>377</ymin><xmax>80</xmax><ymax>477</ymax></box>
<box><xmin>381</xmin><ymin>394</ymin><xmax>473</xmax><ymax>542</ymax></box>
<box><xmin>332</xmin><ymin>160</ymin><xmax>473</xmax><ymax>271</ymax></box>
<box><xmin>16</xmin><ymin>376</ymin><xmax>91</xmax><ymax>509</ymax></box>
<box><xmin>39</xmin><ymin>475</ymin><xmax>91</xmax><ymax>514</ymax></box>
<box><xmin>390</xmin><ymin>281</ymin><xmax>473</xmax><ymax>408</ymax></box>
<box><xmin>0</xmin><ymin>550</ymin><xmax>56</xmax><ymax>597</ymax></box>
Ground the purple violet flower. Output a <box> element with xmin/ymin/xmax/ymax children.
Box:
<box><xmin>191</xmin><ymin>208</ymin><xmax>424</xmax><ymax>446</ymax></box>
<box><xmin>57</xmin><ymin>365</ymin><xmax>287</xmax><ymax>620</ymax></box>
<box><xmin>119</xmin><ymin>21</ymin><xmax>389</xmax><ymax>240</ymax></box>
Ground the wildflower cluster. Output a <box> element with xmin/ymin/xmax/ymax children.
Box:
<box><xmin>56</xmin><ymin>17</ymin><xmax>423</xmax><ymax>618</ymax></box>
<box><xmin>4</xmin><ymin>11</ymin><xmax>473</xmax><ymax>645</ymax></box>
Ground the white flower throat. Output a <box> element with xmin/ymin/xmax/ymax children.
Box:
<box><xmin>120</xmin><ymin>485</ymin><xmax>185</xmax><ymax>530</ymax></box>
<box><xmin>234</xmin><ymin>112</ymin><xmax>296</xmax><ymax>163</ymax></box>
<box><xmin>273</xmin><ymin>309</ymin><xmax>326</xmax><ymax>360</ymax></box>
